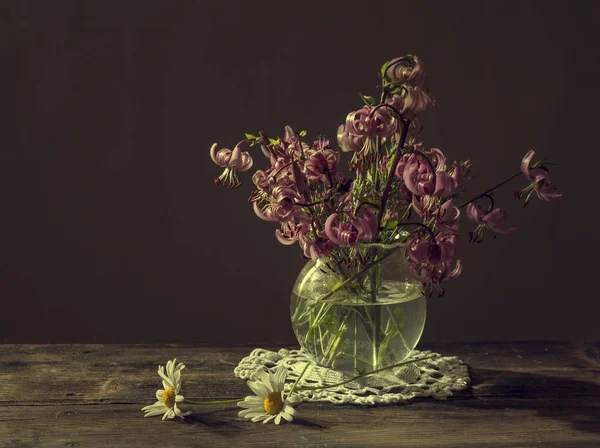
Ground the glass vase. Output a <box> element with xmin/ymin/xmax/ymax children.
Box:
<box><xmin>290</xmin><ymin>245</ymin><xmax>426</xmax><ymax>375</ymax></box>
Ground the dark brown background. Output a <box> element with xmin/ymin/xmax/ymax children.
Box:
<box><xmin>0</xmin><ymin>0</ymin><xmax>598</xmax><ymax>345</ymax></box>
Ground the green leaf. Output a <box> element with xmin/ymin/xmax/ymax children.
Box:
<box><xmin>383</xmin><ymin>219</ymin><xmax>399</xmax><ymax>231</ymax></box>
<box><xmin>245</xmin><ymin>133</ymin><xmax>258</xmax><ymax>140</ymax></box>
<box><xmin>380</xmin><ymin>60</ymin><xmax>392</xmax><ymax>76</ymax></box>
<box><xmin>298</xmin><ymin>129</ymin><xmax>307</xmax><ymax>137</ymax></box>
<box><xmin>268</xmin><ymin>137</ymin><xmax>281</xmax><ymax>145</ymax></box>
<box><xmin>358</xmin><ymin>92</ymin><xmax>376</xmax><ymax>106</ymax></box>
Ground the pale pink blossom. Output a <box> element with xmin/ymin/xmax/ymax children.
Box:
<box><xmin>384</xmin><ymin>55</ymin><xmax>427</xmax><ymax>87</ymax></box>
<box><xmin>337</xmin><ymin>124</ymin><xmax>365</xmax><ymax>153</ymax></box>
<box><xmin>303</xmin><ymin>149</ymin><xmax>339</xmax><ymax>185</ymax></box>
<box><xmin>466</xmin><ymin>202</ymin><xmax>517</xmax><ymax>235</ymax></box>
<box><xmin>517</xmin><ymin>150</ymin><xmax>562</xmax><ymax>205</ymax></box>
<box><xmin>210</xmin><ymin>143</ymin><xmax>253</xmax><ymax>188</ymax></box>
<box><xmin>324</xmin><ymin>208</ymin><xmax>378</xmax><ymax>247</ymax></box>
<box><xmin>299</xmin><ymin>234</ymin><xmax>336</xmax><ymax>261</ymax></box>
<box><xmin>345</xmin><ymin>106</ymin><xmax>397</xmax><ymax>138</ymax></box>
<box><xmin>408</xmin><ymin>259</ymin><xmax>462</xmax><ymax>294</ymax></box>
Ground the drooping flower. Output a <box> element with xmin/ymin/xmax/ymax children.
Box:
<box><xmin>436</xmin><ymin>200</ymin><xmax>461</xmax><ymax>233</ymax></box>
<box><xmin>237</xmin><ymin>365</ymin><xmax>299</xmax><ymax>425</ymax></box>
<box><xmin>406</xmin><ymin>231</ymin><xmax>457</xmax><ymax>266</ymax></box>
<box><xmin>141</xmin><ymin>358</ymin><xmax>188</xmax><ymax>421</ymax></box>
<box><xmin>299</xmin><ymin>233</ymin><xmax>336</xmax><ymax>261</ymax></box>
<box><xmin>466</xmin><ymin>202</ymin><xmax>517</xmax><ymax>241</ymax></box>
<box><xmin>210</xmin><ymin>143</ymin><xmax>253</xmax><ymax>189</ymax></box>
<box><xmin>337</xmin><ymin>124</ymin><xmax>366</xmax><ymax>153</ymax></box>
<box><xmin>276</xmin><ymin>219</ymin><xmax>309</xmax><ymax>245</ymax></box>
<box><xmin>400</xmin><ymin>149</ymin><xmax>460</xmax><ymax>197</ymax></box>
<box><xmin>408</xmin><ymin>259</ymin><xmax>463</xmax><ymax>295</ymax></box>
<box><xmin>303</xmin><ymin>148</ymin><xmax>339</xmax><ymax>185</ymax></box>
<box><xmin>340</xmin><ymin>106</ymin><xmax>398</xmax><ymax>169</ymax></box>
<box><xmin>517</xmin><ymin>150</ymin><xmax>562</xmax><ymax>205</ymax></box>
<box><xmin>384</xmin><ymin>55</ymin><xmax>427</xmax><ymax>87</ymax></box>
<box><xmin>324</xmin><ymin>208</ymin><xmax>378</xmax><ymax>247</ymax></box>
<box><xmin>406</xmin><ymin>232</ymin><xmax>440</xmax><ymax>265</ymax></box>
<box><xmin>345</xmin><ymin>106</ymin><xmax>397</xmax><ymax>138</ymax></box>
<box><xmin>252</xmin><ymin>187</ymin><xmax>307</xmax><ymax>223</ymax></box>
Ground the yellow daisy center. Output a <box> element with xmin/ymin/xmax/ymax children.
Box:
<box><xmin>263</xmin><ymin>391</ymin><xmax>284</xmax><ymax>415</ymax></box>
<box><xmin>162</xmin><ymin>387</ymin><xmax>176</xmax><ymax>409</ymax></box>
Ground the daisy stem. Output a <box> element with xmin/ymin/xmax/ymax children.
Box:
<box><xmin>287</xmin><ymin>362</ymin><xmax>312</xmax><ymax>398</ymax></box>
<box><xmin>183</xmin><ymin>398</ymin><xmax>244</xmax><ymax>405</ymax></box>
<box><xmin>295</xmin><ymin>354</ymin><xmax>437</xmax><ymax>391</ymax></box>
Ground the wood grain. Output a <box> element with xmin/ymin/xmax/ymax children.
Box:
<box><xmin>0</xmin><ymin>342</ymin><xmax>598</xmax><ymax>447</ymax></box>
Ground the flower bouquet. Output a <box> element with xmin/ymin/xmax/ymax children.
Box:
<box><xmin>141</xmin><ymin>54</ymin><xmax>561</xmax><ymax>425</ymax></box>
<box><xmin>208</xmin><ymin>55</ymin><xmax>561</xmax><ymax>376</ymax></box>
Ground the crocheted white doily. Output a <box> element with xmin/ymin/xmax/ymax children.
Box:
<box><xmin>234</xmin><ymin>348</ymin><xmax>470</xmax><ymax>405</ymax></box>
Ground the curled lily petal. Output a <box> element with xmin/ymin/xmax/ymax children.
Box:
<box><xmin>210</xmin><ymin>143</ymin><xmax>222</xmax><ymax>166</ymax></box>
<box><xmin>253</xmin><ymin>201</ymin><xmax>273</xmax><ymax>221</ymax></box>
<box><xmin>324</xmin><ymin>214</ymin><xmax>340</xmax><ymax>244</ymax></box>
<box><xmin>521</xmin><ymin>150</ymin><xmax>535</xmax><ymax>177</ymax></box>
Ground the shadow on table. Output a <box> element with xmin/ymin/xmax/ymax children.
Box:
<box><xmin>449</xmin><ymin>368</ymin><xmax>600</xmax><ymax>434</ymax></box>
<box><xmin>175</xmin><ymin>410</ymin><xmax>329</xmax><ymax>433</ymax></box>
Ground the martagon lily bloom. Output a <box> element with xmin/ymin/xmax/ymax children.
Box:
<box><xmin>210</xmin><ymin>143</ymin><xmax>253</xmax><ymax>189</ymax></box>
<box><xmin>517</xmin><ymin>150</ymin><xmax>562</xmax><ymax>205</ymax></box>
<box><xmin>142</xmin><ymin>358</ymin><xmax>189</xmax><ymax>420</ymax></box>
<box><xmin>324</xmin><ymin>208</ymin><xmax>378</xmax><ymax>247</ymax></box>
<box><xmin>238</xmin><ymin>365</ymin><xmax>300</xmax><ymax>425</ymax></box>
<box><xmin>466</xmin><ymin>202</ymin><xmax>517</xmax><ymax>239</ymax></box>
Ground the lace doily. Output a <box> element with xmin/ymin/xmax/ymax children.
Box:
<box><xmin>234</xmin><ymin>348</ymin><xmax>470</xmax><ymax>405</ymax></box>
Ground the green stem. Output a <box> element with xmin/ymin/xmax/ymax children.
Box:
<box><xmin>287</xmin><ymin>362</ymin><xmax>311</xmax><ymax>397</ymax></box>
<box><xmin>318</xmin><ymin>248</ymin><xmax>402</xmax><ymax>302</ymax></box>
<box><xmin>295</xmin><ymin>354</ymin><xmax>437</xmax><ymax>391</ymax></box>
<box><xmin>376</xmin><ymin>118</ymin><xmax>411</xmax><ymax>230</ymax></box>
<box><xmin>385</xmin><ymin>304</ymin><xmax>411</xmax><ymax>353</ymax></box>
<box><xmin>457</xmin><ymin>171</ymin><xmax>522</xmax><ymax>209</ymax></box>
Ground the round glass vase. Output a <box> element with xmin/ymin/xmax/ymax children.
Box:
<box><xmin>290</xmin><ymin>245</ymin><xmax>426</xmax><ymax>375</ymax></box>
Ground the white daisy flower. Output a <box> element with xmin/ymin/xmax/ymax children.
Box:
<box><xmin>237</xmin><ymin>365</ymin><xmax>299</xmax><ymax>425</ymax></box>
<box><xmin>141</xmin><ymin>358</ymin><xmax>188</xmax><ymax>420</ymax></box>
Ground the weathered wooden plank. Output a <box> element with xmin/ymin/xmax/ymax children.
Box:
<box><xmin>0</xmin><ymin>342</ymin><xmax>598</xmax><ymax>447</ymax></box>
<box><xmin>1</xmin><ymin>402</ymin><xmax>598</xmax><ymax>448</ymax></box>
<box><xmin>1</xmin><ymin>342</ymin><xmax>598</xmax><ymax>405</ymax></box>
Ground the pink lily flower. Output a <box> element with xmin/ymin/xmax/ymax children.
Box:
<box><xmin>345</xmin><ymin>106</ymin><xmax>397</xmax><ymax>138</ymax></box>
<box><xmin>436</xmin><ymin>200</ymin><xmax>461</xmax><ymax>233</ymax></box>
<box><xmin>384</xmin><ymin>55</ymin><xmax>427</xmax><ymax>87</ymax></box>
<box><xmin>406</xmin><ymin>231</ymin><xmax>457</xmax><ymax>266</ymax></box>
<box><xmin>252</xmin><ymin>187</ymin><xmax>308</xmax><ymax>223</ymax></box>
<box><xmin>406</xmin><ymin>232</ymin><xmax>441</xmax><ymax>265</ymax></box>
<box><xmin>299</xmin><ymin>234</ymin><xmax>336</xmax><ymax>261</ymax></box>
<box><xmin>275</xmin><ymin>220</ymin><xmax>309</xmax><ymax>246</ymax></box>
<box><xmin>466</xmin><ymin>202</ymin><xmax>518</xmax><ymax>235</ymax></box>
<box><xmin>401</xmin><ymin>149</ymin><xmax>460</xmax><ymax>197</ymax></box>
<box><xmin>518</xmin><ymin>150</ymin><xmax>562</xmax><ymax>205</ymax></box>
<box><xmin>408</xmin><ymin>259</ymin><xmax>462</xmax><ymax>295</ymax></box>
<box><xmin>386</xmin><ymin>86</ymin><xmax>435</xmax><ymax>119</ymax></box>
<box><xmin>303</xmin><ymin>149</ymin><xmax>339</xmax><ymax>185</ymax></box>
<box><xmin>337</xmin><ymin>124</ymin><xmax>365</xmax><ymax>153</ymax></box>
<box><xmin>210</xmin><ymin>143</ymin><xmax>253</xmax><ymax>188</ymax></box>
<box><xmin>324</xmin><ymin>208</ymin><xmax>378</xmax><ymax>247</ymax></box>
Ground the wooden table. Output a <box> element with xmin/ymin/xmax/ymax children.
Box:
<box><xmin>1</xmin><ymin>342</ymin><xmax>598</xmax><ymax>447</ymax></box>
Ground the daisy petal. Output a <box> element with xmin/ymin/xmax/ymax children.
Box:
<box><xmin>281</xmin><ymin>410</ymin><xmax>294</xmax><ymax>422</ymax></box>
<box><xmin>263</xmin><ymin>415</ymin><xmax>276</xmax><ymax>424</ymax></box>
<box><xmin>251</xmin><ymin>414</ymin><xmax>268</xmax><ymax>422</ymax></box>
<box><xmin>247</xmin><ymin>380</ymin><xmax>269</xmax><ymax>397</ymax></box>
<box><xmin>141</xmin><ymin>402</ymin><xmax>164</xmax><ymax>413</ymax></box>
<box><xmin>239</xmin><ymin>408</ymin><xmax>263</xmax><ymax>418</ymax></box>
<box><xmin>143</xmin><ymin>408</ymin><xmax>167</xmax><ymax>418</ymax></box>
